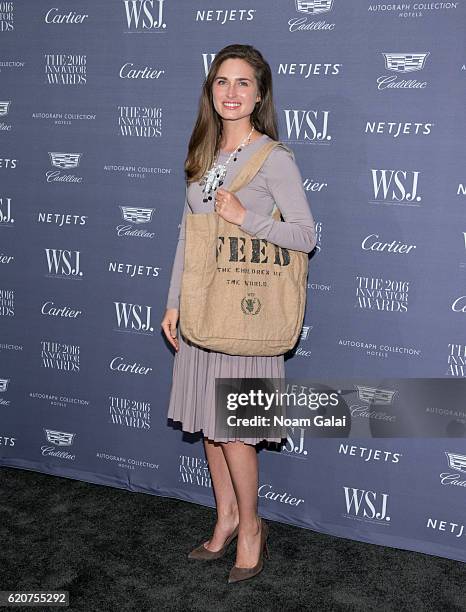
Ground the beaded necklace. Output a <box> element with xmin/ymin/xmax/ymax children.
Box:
<box><xmin>199</xmin><ymin>126</ymin><xmax>255</xmax><ymax>203</ymax></box>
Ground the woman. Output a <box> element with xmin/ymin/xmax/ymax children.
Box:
<box><xmin>161</xmin><ymin>44</ymin><xmax>316</xmax><ymax>584</ymax></box>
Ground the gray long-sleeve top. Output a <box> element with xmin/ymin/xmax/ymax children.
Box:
<box><xmin>166</xmin><ymin>133</ymin><xmax>317</xmax><ymax>310</ymax></box>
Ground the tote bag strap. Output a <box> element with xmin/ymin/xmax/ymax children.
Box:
<box><xmin>228</xmin><ymin>140</ymin><xmax>292</xmax><ymax>194</ymax></box>
<box><xmin>226</xmin><ymin>140</ymin><xmax>292</xmax><ymax>221</ymax></box>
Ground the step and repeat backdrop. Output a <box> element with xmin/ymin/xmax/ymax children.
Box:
<box><xmin>1</xmin><ymin>1</ymin><xmax>466</xmax><ymax>563</ymax></box>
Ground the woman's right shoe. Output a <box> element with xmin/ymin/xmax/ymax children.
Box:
<box><xmin>188</xmin><ymin>524</ymin><xmax>239</xmax><ymax>560</ymax></box>
<box><xmin>228</xmin><ymin>518</ymin><xmax>270</xmax><ymax>584</ymax></box>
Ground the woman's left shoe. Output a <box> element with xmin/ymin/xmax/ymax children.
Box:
<box><xmin>228</xmin><ymin>518</ymin><xmax>270</xmax><ymax>584</ymax></box>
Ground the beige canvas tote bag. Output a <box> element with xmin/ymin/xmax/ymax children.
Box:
<box><xmin>179</xmin><ymin>140</ymin><xmax>309</xmax><ymax>356</ymax></box>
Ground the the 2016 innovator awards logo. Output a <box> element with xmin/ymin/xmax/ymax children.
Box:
<box><xmin>446</xmin><ymin>344</ymin><xmax>466</xmax><ymax>377</ymax></box>
<box><xmin>0</xmin><ymin>1</ymin><xmax>14</xmax><ymax>31</ymax></box>
<box><xmin>44</xmin><ymin>53</ymin><xmax>87</xmax><ymax>85</ymax></box>
<box><xmin>0</xmin><ymin>288</ymin><xmax>14</xmax><ymax>316</ymax></box>
<box><xmin>117</xmin><ymin>105</ymin><xmax>162</xmax><ymax>138</ymax></box>
<box><xmin>355</xmin><ymin>275</ymin><xmax>410</xmax><ymax>313</ymax></box>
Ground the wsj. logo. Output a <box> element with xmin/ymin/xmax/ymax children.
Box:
<box><xmin>0</xmin><ymin>197</ymin><xmax>13</xmax><ymax>225</ymax></box>
<box><xmin>284</xmin><ymin>109</ymin><xmax>331</xmax><ymax>142</ymax></box>
<box><xmin>282</xmin><ymin>426</ymin><xmax>309</xmax><ymax>457</ymax></box>
<box><xmin>343</xmin><ymin>487</ymin><xmax>390</xmax><ymax>524</ymax></box>
<box><xmin>202</xmin><ymin>53</ymin><xmax>216</xmax><ymax>78</ymax></box>
<box><xmin>114</xmin><ymin>302</ymin><xmax>154</xmax><ymax>334</ymax></box>
<box><xmin>370</xmin><ymin>169</ymin><xmax>421</xmax><ymax>206</ymax></box>
<box><xmin>0</xmin><ymin>101</ymin><xmax>11</xmax><ymax>116</ymax></box>
<box><xmin>123</xmin><ymin>0</ymin><xmax>166</xmax><ymax>31</ymax></box>
<box><xmin>378</xmin><ymin>52</ymin><xmax>429</xmax><ymax>90</ymax></box>
<box><xmin>45</xmin><ymin>249</ymin><xmax>82</xmax><ymax>278</ymax></box>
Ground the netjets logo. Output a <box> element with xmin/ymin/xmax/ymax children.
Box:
<box><xmin>284</xmin><ymin>109</ymin><xmax>331</xmax><ymax>143</ymax></box>
<box><xmin>0</xmin><ymin>101</ymin><xmax>11</xmax><ymax>116</ymax></box>
<box><xmin>370</xmin><ymin>169</ymin><xmax>422</xmax><ymax>206</ymax></box>
<box><xmin>44</xmin><ymin>429</ymin><xmax>75</xmax><ymax>446</ymax></box>
<box><xmin>119</xmin><ymin>205</ymin><xmax>154</xmax><ymax>224</ymax></box>
<box><xmin>378</xmin><ymin>52</ymin><xmax>430</xmax><ymax>90</ymax></box>
<box><xmin>343</xmin><ymin>487</ymin><xmax>391</xmax><ymax>524</ymax></box>
<box><xmin>49</xmin><ymin>152</ymin><xmax>81</xmax><ymax>169</ymax></box>
<box><xmin>123</xmin><ymin>0</ymin><xmax>166</xmax><ymax>31</ymax></box>
<box><xmin>241</xmin><ymin>294</ymin><xmax>261</xmax><ymax>315</ymax></box>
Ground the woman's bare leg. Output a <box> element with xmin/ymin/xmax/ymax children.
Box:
<box><xmin>221</xmin><ymin>440</ymin><xmax>262</xmax><ymax>568</ymax></box>
<box><xmin>201</xmin><ymin>437</ymin><xmax>239</xmax><ymax>551</ymax></box>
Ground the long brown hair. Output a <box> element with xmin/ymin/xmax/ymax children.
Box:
<box><xmin>185</xmin><ymin>44</ymin><xmax>279</xmax><ymax>184</ymax></box>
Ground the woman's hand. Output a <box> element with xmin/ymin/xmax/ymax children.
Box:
<box><xmin>161</xmin><ymin>308</ymin><xmax>179</xmax><ymax>352</ymax></box>
<box><xmin>215</xmin><ymin>188</ymin><xmax>246</xmax><ymax>225</ymax></box>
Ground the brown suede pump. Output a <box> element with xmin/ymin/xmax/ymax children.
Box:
<box><xmin>188</xmin><ymin>524</ymin><xmax>239</xmax><ymax>560</ymax></box>
<box><xmin>228</xmin><ymin>518</ymin><xmax>270</xmax><ymax>584</ymax></box>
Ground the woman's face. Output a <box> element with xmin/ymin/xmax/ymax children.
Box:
<box><xmin>212</xmin><ymin>58</ymin><xmax>261</xmax><ymax>125</ymax></box>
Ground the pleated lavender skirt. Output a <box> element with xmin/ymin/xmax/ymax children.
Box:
<box><xmin>167</xmin><ymin>330</ymin><xmax>286</xmax><ymax>444</ymax></box>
